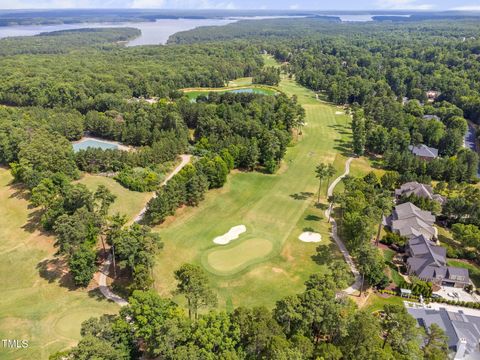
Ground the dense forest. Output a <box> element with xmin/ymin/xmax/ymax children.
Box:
<box><xmin>0</xmin><ymin>30</ymin><xmax>262</xmax><ymax>110</ymax></box>
<box><xmin>51</xmin><ymin>265</ymin><xmax>446</xmax><ymax>360</ymax></box>
<box><xmin>0</xmin><ymin>28</ymin><xmax>141</xmax><ymax>56</ymax></box>
<box><xmin>170</xmin><ymin>18</ymin><xmax>480</xmax><ymax>183</ymax></box>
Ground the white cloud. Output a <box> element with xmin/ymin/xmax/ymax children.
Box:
<box><xmin>289</xmin><ymin>4</ymin><xmax>299</xmax><ymax>9</ymax></box>
<box><xmin>376</xmin><ymin>0</ymin><xmax>434</xmax><ymax>10</ymax></box>
<box><xmin>450</xmin><ymin>5</ymin><xmax>480</xmax><ymax>11</ymax></box>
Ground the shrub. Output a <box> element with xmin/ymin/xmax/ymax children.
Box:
<box><xmin>115</xmin><ymin>167</ymin><xmax>161</xmax><ymax>192</ymax></box>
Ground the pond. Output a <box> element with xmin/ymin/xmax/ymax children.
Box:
<box><xmin>72</xmin><ymin>138</ymin><xmax>120</xmax><ymax>152</ymax></box>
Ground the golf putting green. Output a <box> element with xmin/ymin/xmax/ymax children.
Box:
<box><xmin>205</xmin><ymin>238</ymin><xmax>273</xmax><ymax>275</ymax></box>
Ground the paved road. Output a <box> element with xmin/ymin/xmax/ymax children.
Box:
<box><xmin>324</xmin><ymin>157</ymin><xmax>362</xmax><ymax>295</ymax></box>
<box><xmin>98</xmin><ymin>154</ymin><xmax>192</xmax><ymax>305</ymax></box>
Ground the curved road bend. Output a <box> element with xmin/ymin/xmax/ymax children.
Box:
<box><xmin>324</xmin><ymin>157</ymin><xmax>363</xmax><ymax>295</ymax></box>
<box><xmin>98</xmin><ymin>154</ymin><xmax>192</xmax><ymax>306</ymax></box>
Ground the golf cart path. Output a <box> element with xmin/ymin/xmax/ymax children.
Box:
<box><xmin>324</xmin><ymin>157</ymin><xmax>362</xmax><ymax>295</ymax></box>
<box><xmin>98</xmin><ymin>254</ymin><xmax>129</xmax><ymax>306</ymax></box>
<box><xmin>133</xmin><ymin>154</ymin><xmax>192</xmax><ymax>223</ymax></box>
<box><xmin>98</xmin><ymin>154</ymin><xmax>192</xmax><ymax>306</ymax></box>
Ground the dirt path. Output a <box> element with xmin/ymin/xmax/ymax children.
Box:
<box><xmin>98</xmin><ymin>154</ymin><xmax>192</xmax><ymax>305</ymax></box>
<box><xmin>324</xmin><ymin>157</ymin><xmax>362</xmax><ymax>295</ymax></box>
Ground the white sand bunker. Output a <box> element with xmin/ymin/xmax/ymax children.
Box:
<box><xmin>299</xmin><ymin>231</ymin><xmax>322</xmax><ymax>243</ymax></box>
<box><xmin>335</xmin><ymin>111</ymin><xmax>344</xmax><ymax>115</ymax></box>
<box><xmin>213</xmin><ymin>225</ymin><xmax>246</xmax><ymax>245</ymax></box>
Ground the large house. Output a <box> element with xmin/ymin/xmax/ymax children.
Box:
<box><xmin>409</xmin><ymin>144</ymin><xmax>439</xmax><ymax>160</ymax></box>
<box><xmin>406</xmin><ymin>235</ymin><xmax>469</xmax><ymax>288</ymax></box>
<box><xmin>407</xmin><ymin>305</ymin><xmax>480</xmax><ymax>360</ymax></box>
<box><xmin>395</xmin><ymin>182</ymin><xmax>445</xmax><ymax>205</ymax></box>
<box><xmin>383</xmin><ymin>202</ymin><xmax>437</xmax><ymax>240</ymax></box>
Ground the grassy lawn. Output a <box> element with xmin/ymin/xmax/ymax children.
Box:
<box><xmin>383</xmin><ymin>248</ymin><xmax>404</xmax><ymax>287</ymax></box>
<box><xmin>152</xmin><ymin>74</ymin><xmax>356</xmax><ymax>309</ymax></box>
<box><xmin>0</xmin><ymin>169</ymin><xmax>117</xmax><ymax>360</ymax></box>
<box><xmin>447</xmin><ymin>260</ymin><xmax>480</xmax><ymax>288</ymax></box>
<box><xmin>364</xmin><ymin>293</ymin><xmax>407</xmax><ymax>313</ymax></box>
<box><xmin>76</xmin><ymin>174</ymin><xmax>153</xmax><ymax>222</ymax></box>
<box><xmin>349</xmin><ymin>156</ymin><xmax>386</xmax><ymax>178</ymax></box>
<box><xmin>227</xmin><ymin>77</ymin><xmax>254</xmax><ymax>86</ymax></box>
<box><xmin>262</xmin><ymin>54</ymin><xmax>281</xmax><ymax>68</ymax></box>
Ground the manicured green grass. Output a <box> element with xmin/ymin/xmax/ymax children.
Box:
<box><xmin>262</xmin><ymin>54</ymin><xmax>281</xmax><ymax>68</ymax></box>
<box><xmin>227</xmin><ymin>77</ymin><xmax>254</xmax><ymax>86</ymax></box>
<box><xmin>152</xmin><ymin>75</ymin><xmax>355</xmax><ymax>309</ymax></box>
<box><xmin>205</xmin><ymin>238</ymin><xmax>273</xmax><ymax>275</ymax></box>
<box><xmin>364</xmin><ymin>293</ymin><xmax>407</xmax><ymax>313</ymax></box>
<box><xmin>349</xmin><ymin>156</ymin><xmax>386</xmax><ymax>178</ymax></box>
<box><xmin>383</xmin><ymin>249</ymin><xmax>404</xmax><ymax>287</ymax></box>
<box><xmin>447</xmin><ymin>260</ymin><xmax>480</xmax><ymax>288</ymax></box>
<box><xmin>76</xmin><ymin>174</ymin><xmax>153</xmax><ymax>222</ymax></box>
<box><xmin>0</xmin><ymin>169</ymin><xmax>117</xmax><ymax>360</ymax></box>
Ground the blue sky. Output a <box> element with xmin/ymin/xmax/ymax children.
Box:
<box><xmin>1</xmin><ymin>0</ymin><xmax>479</xmax><ymax>11</ymax></box>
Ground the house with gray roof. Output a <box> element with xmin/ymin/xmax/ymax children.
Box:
<box><xmin>406</xmin><ymin>235</ymin><xmax>469</xmax><ymax>288</ymax></box>
<box><xmin>395</xmin><ymin>182</ymin><xmax>446</xmax><ymax>205</ymax></box>
<box><xmin>383</xmin><ymin>202</ymin><xmax>437</xmax><ymax>240</ymax></box>
<box><xmin>407</xmin><ymin>306</ymin><xmax>480</xmax><ymax>359</ymax></box>
<box><xmin>409</xmin><ymin>144</ymin><xmax>439</xmax><ymax>160</ymax></box>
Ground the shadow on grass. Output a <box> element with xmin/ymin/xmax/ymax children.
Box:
<box><xmin>364</xmin><ymin>154</ymin><xmax>384</xmax><ymax>169</ymax></box>
<box><xmin>328</xmin><ymin>123</ymin><xmax>351</xmax><ymax>135</ymax></box>
<box><xmin>8</xmin><ymin>182</ymin><xmax>31</xmax><ymax>201</ymax></box>
<box><xmin>311</xmin><ymin>243</ymin><xmax>339</xmax><ymax>265</ymax></box>
<box><xmin>314</xmin><ymin>203</ymin><xmax>328</xmax><ymax>210</ymax></box>
<box><xmin>22</xmin><ymin>208</ymin><xmax>45</xmax><ymax>233</ymax></box>
<box><xmin>87</xmin><ymin>287</ymin><xmax>108</xmax><ymax>302</ymax></box>
<box><xmin>305</xmin><ymin>214</ymin><xmax>322</xmax><ymax>221</ymax></box>
<box><xmin>333</xmin><ymin>139</ymin><xmax>353</xmax><ymax>157</ymax></box>
<box><xmin>290</xmin><ymin>192</ymin><xmax>314</xmax><ymax>200</ymax></box>
<box><xmin>37</xmin><ymin>257</ymin><xmax>79</xmax><ymax>290</ymax></box>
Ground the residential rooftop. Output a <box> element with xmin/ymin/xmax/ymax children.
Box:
<box><xmin>406</xmin><ymin>303</ymin><xmax>480</xmax><ymax>360</ymax></box>
<box><xmin>384</xmin><ymin>202</ymin><xmax>437</xmax><ymax>240</ymax></box>
<box><xmin>395</xmin><ymin>181</ymin><xmax>445</xmax><ymax>205</ymax></box>
<box><xmin>409</xmin><ymin>144</ymin><xmax>439</xmax><ymax>159</ymax></box>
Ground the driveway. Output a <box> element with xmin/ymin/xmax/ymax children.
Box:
<box><xmin>433</xmin><ymin>286</ymin><xmax>480</xmax><ymax>303</ymax></box>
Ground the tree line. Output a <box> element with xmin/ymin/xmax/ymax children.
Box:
<box><xmin>51</xmin><ymin>262</ymin><xmax>449</xmax><ymax>360</ymax></box>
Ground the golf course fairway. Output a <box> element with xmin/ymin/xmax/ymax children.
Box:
<box><xmin>152</xmin><ymin>73</ymin><xmax>355</xmax><ymax>309</ymax></box>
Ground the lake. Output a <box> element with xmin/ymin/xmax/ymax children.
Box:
<box><xmin>0</xmin><ymin>15</ymin><xmax>408</xmax><ymax>45</ymax></box>
<box><xmin>0</xmin><ymin>18</ymin><xmax>236</xmax><ymax>46</ymax></box>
